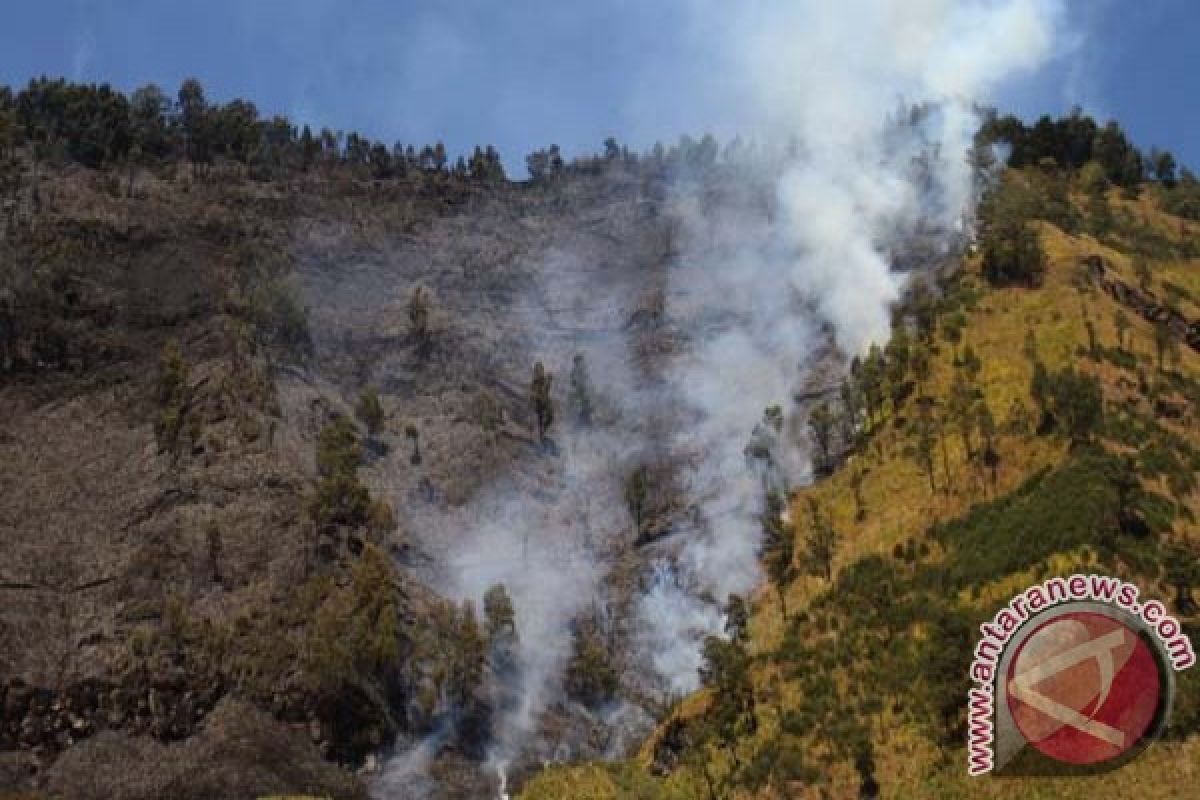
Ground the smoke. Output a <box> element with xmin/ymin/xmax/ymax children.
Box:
<box><xmin>633</xmin><ymin>0</ymin><xmax>1064</xmax><ymax>693</ymax></box>
<box><xmin>370</xmin><ymin>1</ymin><xmax>1065</xmax><ymax>794</ymax></box>
<box><xmin>718</xmin><ymin>0</ymin><xmax>1063</xmax><ymax>351</ymax></box>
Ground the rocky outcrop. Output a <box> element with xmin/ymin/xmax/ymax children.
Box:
<box><xmin>37</xmin><ymin>698</ymin><xmax>367</xmax><ymax>800</ymax></box>
<box><xmin>1083</xmin><ymin>254</ymin><xmax>1200</xmax><ymax>352</ymax></box>
<box><xmin>0</xmin><ymin>674</ymin><xmax>224</xmax><ymax>772</ymax></box>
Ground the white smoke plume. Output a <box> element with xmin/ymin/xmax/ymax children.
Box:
<box><xmin>372</xmin><ymin>0</ymin><xmax>1065</xmax><ymax>794</ymax></box>
<box><xmin>720</xmin><ymin>0</ymin><xmax>1064</xmax><ymax>351</ymax></box>
<box><xmin>634</xmin><ymin>0</ymin><xmax>1064</xmax><ymax>693</ymax></box>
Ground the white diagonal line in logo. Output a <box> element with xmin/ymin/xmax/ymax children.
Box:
<box><xmin>1008</xmin><ymin>628</ymin><xmax>1128</xmax><ymax>747</ymax></box>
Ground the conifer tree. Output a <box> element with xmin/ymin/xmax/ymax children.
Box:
<box><xmin>568</xmin><ymin>353</ymin><xmax>594</xmax><ymax>425</ymax></box>
<box><xmin>530</xmin><ymin>361</ymin><xmax>554</xmax><ymax>444</ymax></box>
<box><xmin>807</xmin><ymin>401</ymin><xmax>835</xmax><ymax>474</ymax></box>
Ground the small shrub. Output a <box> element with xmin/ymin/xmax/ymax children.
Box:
<box><xmin>155</xmin><ymin>338</ymin><xmax>190</xmax><ymax>450</ymax></box>
<box><xmin>356</xmin><ymin>387</ymin><xmax>385</xmax><ymax>435</ymax></box>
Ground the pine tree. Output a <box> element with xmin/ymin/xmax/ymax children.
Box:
<box><xmin>176</xmin><ymin>78</ymin><xmax>209</xmax><ymax>175</ymax></box>
<box><xmin>1115</xmin><ymin>309</ymin><xmax>1130</xmax><ymax>352</ymax></box>
<box><xmin>762</xmin><ymin>491</ymin><xmax>795</xmax><ymax>618</ymax></box>
<box><xmin>483</xmin><ymin>584</ymin><xmax>518</xmax><ymax>672</ymax></box>
<box><xmin>913</xmin><ymin>404</ymin><xmax>937</xmax><ymax>491</ymax></box>
<box><xmin>885</xmin><ymin>325</ymin><xmax>911</xmax><ymax>411</ymax></box>
<box><xmin>849</xmin><ymin>466</ymin><xmax>867</xmax><ymax>521</ymax></box>
<box><xmin>860</xmin><ymin>344</ymin><xmax>886</xmax><ymax>425</ymax></box>
<box><xmin>530</xmin><ymin>361</ymin><xmax>554</xmax><ymax>444</ymax></box>
<box><xmin>801</xmin><ymin>498</ymin><xmax>839</xmax><ymax>583</ymax></box>
<box><xmin>564</xmin><ymin>610</ymin><xmax>618</xmax><ymax>708</ymax></box>
<box><xmin>697</xmin><ymin>632</ymin><xmax>756</xmax><ymax>773</ymax></box>
<box><xmin>1084</xmin><ymin>316</ymin><xmax>1099</xmax><ymax>359</ymax></box>
<box><xmin>568</xmin><ymin>353</ymin><xmax>594</xmax><ymax>425</ymax></box>
<box><xmin>807</xmin><ymin>401</ymin><xmax>836</xmax><ymax>474</ymax></box>
<box><xmin>839</xmin><ymin>377</ymin><xmax>864</xmax><ymax>453</ymax></box>
<box><xmin>948</xmin><ymin>373</ymin><xmax>978</xmax><ymax>459</ymax></box>
<box><xmin>451</xmin><ymin>600</ymin><xmax>486</xmax><ymax>710</ymax></box>
<box><xmin>724</xmin><ymin>594</ymin><xmax>749</xmax><ymax>645</ymax></box>
<box><xmin>625</xmin><ymin>465</ymin><xmax>649</xmax><ymax>539</ymax></box>
<box><xmin>1154</xmin><ymin>320</ymin><xmax>1179</xmax><ymax>374</ymax></box>
<box><xmin>910</xmin><ymin>344</ymin><xmax>931</xmax><ymax>391</ymax></box>
<box><xmin>155</xmin><ymin>339</ymin><xmax>190</xmax><ymax>450</ymax></box>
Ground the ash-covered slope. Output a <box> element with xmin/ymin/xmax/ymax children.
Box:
<box><xmin>0</xmin><ymin>146</ymin><xmax>823</xmax><ymax>799</ymax></box>
<box><xmin>0</xmin><ymin>165</ymin><xmax>466</xmax><ymax>798</ymax></box>
<box><xmin>289</xmin><ymin>165</ymin><xmax>819</xmax><ymax>795</ymax></box>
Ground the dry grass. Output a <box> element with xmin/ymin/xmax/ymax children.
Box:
<box><xmin>519</xmin><ymin>180</ymin><xmax>1200</xmax><ymax>800</ymax></box>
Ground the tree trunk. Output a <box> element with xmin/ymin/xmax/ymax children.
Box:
<box><xmin>940</xmin><ymin>435</ymin><xmax>952</xmax><ymax>492</ymax></box>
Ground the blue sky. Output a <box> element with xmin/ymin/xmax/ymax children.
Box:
<box><xmin>1</xmin><ymin>1</ymin><xmax>1196</xmax><ymax>173</ymax></box>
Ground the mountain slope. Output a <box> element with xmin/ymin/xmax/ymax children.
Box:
<box><xmin>520</xmin><ymin>170</ymin><xmax>1200</xmax><ymax>799</ymax></box>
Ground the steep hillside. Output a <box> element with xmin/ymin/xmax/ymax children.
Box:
<box><xmin>0</xmin><ymin>161</ymin><xmax>468</xmax><ymax>799</ymax></box>
<box><xmin>0</xmin><ymin>92</ymin><xmax>792</xmax><ymax>799</ymax></box>
<box><xmin>520</xmin><ymin>173</ymin><xmax>1200</xmax><ymax>798</ymax></box>
<box><xmin>3</xmin><ymin>77</ymin><xmax>1200</xmax><ymax>800</ymax></box>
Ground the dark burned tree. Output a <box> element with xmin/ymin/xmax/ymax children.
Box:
<box><xmin>1154</xmin><ymin>319</ymin><xmax>1180</xmax><ymax>374</ymax></box>
<box><xmin>977</xmin><ymin>403</ymin><xmax>1000</xmax><ymax>491</ymax></box>
<box><xmin>564</xmin><ymin>609</ymin><xmax>618</xmax><ymax>708</ymax></box>
<box><xmin>408</xmin><ymin>285</ymin><xmax>432</xmax><ymax>358</ymax></box>
<box><xmin>483</xmin><ymin>583</ymin><xmax>521</xmax><ymax>714</ymax></box>
<box><xmin>625</xmin><ymin>464</ymin><xmax>650</xmax><ymax>539</ymax></box>
<box><xmin>356</xmin><ymin>387</ymin><xmax>385</xmax><ymax>436</ymax></box>
<box><xmin>1084</xmin><ymin>315</ymin><xmax>1099</xmax><ymax>360</ymax></box>
<box><xmin>483</xmin><ymin>584</ymin><xmax>516</xmax><ymax>642</ymax></box>
<box><xmin>724</xmin><ymin>594</ymin><xmax>750</xmax><ymax>646</ymax></box>
<box><xmin>530</xmin><ymin>361</ymin><xmax>554</xmax><ymax>445</ymax></box>
<box><xmin>448</xmin><ymin>599</ymin><xmax>490</xmax><ymax>753</ymax></box>
<box><xmin>568</xmin><ymin>353</ymin><xmax>594</xmax><ymax>426</ymax></box>
<box><xmin>205</xmin><ymin>520</ymin><xmax>223</xmax><ymax>584</ymax></box>
<box><xmin>404</xmin><ymin>421</ymin><xmax>421</xmax><ymax>465</ymax></box>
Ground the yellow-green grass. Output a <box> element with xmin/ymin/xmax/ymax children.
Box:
<box><xmin>521</xmin><ymin>186</ymin><xmax>1200</xmax><ymax>800</ymax></box>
